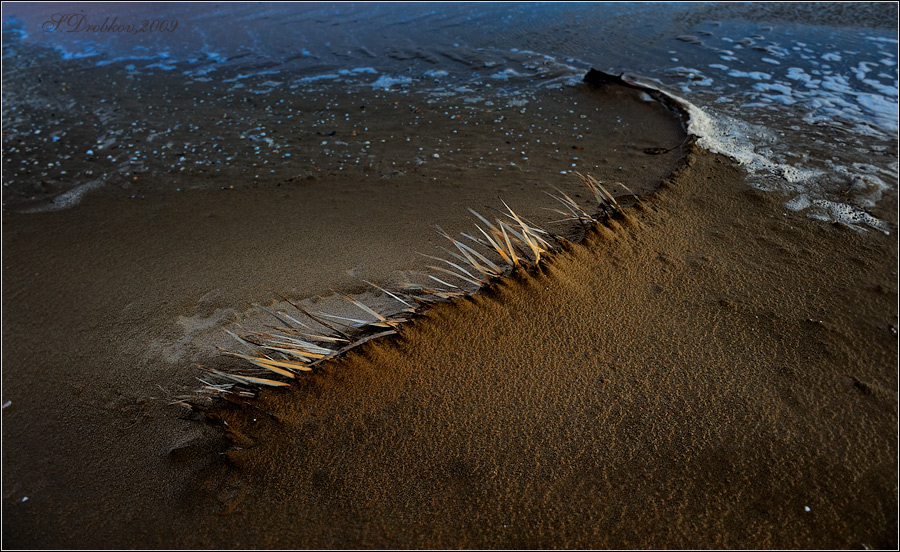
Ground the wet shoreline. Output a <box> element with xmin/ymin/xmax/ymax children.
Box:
<box><xmin>2</xmin><ymin>3</ymin><xmax>897</xmax><ymax>548</ymax></box>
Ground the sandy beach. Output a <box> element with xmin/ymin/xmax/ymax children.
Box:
<box><xmin>2</xmin><ymin>2</ymin><xmax>898</xmax><ymax>549</ymax></box>
<box><xmin>4</xmin><ymin>115</ymin><xmax>897</xmax><ymax>549</ymax></box>
<box><xmin>2</xmin><ymin>78</ymin><xmax>694</xmax><ymax>548</ymax></box>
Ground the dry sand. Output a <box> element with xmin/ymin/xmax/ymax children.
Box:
<box><xmin>195</xmin><ymin>147</ymin><xmax>897</xmax><ymax>550</ymax></box>
<box><xmin>2</xmin><ymin>80</ymin><xmax>897</xmax><ymax>548</ymax></box>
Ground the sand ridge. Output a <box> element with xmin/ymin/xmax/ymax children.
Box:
<box><xmin>195</xmin><ymin>146</ymin><xmax>898</xmax><ymax>549</ymax></box>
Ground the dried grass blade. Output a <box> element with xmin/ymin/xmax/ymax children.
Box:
<box><xmin>436</xmin><ymin>245</ymin><xmax>471</xmax><ymax>266</ymax></box>
<box><xmin>474</xmin><ymin>223</ymin><xmax>513</xmax><ymax>265</ymax></box>
<box><xmin>265</xmin><ymin>343</ymin><xmax>328</xmax><ymax>359</ymax></box>
<box><xmin>449</xmin><ymin>239</ymin><xmax>503</xmax><ymax>276</ymax></box>
<box><xmin>426</xmin><ymin>274</ymin><xmax>460</xmax><ymax>289</ymax></box>
<box><xmin>280</xmin><ymin>312</ymin><xmax>311</xmax><ymax>329</ymax></box>
<box><xmin>255</xmin><ymin>356</ymin><xmax>313</xmax><ymax>373</ymax></box>
<box><xmin>259</xmin><ymin>306</ymin><xmax>295</xmax><ymax>328</ymax></box>
<box><xmin>459</xmin><ymin>231</ymin><xmax>490</xmax><ymax>249</ymax></box>
<box><xmin>499</xmin><ymin>222</ymin><xmax>520</xmax><ymax>266</ymax></box>
<box><xmin>427</xmin><ymin>265</ymin><xmax>484</xmax><ymax>287</ymax></box>
<box><xmin>437</xmin><ymin>245</ymin><xmax>495</xmax><ymax>278</ymax></box>
<box><xmin>467</xmin><ymin>208</ymin><xmax>501</xmax><ymax>235</ymax></box>
<box><xmin>545</xmin><ymin>190</ymin><xmax>578</xmax><ymax>212</ymax></box>
<box><xmin>498</xmin><ymin>205</ymin><xmax>542</xmax><ymax>262</ymax></box>
<box><xmin>594</xmin><ymin>180</ymin><xmax>621</xmax><ymax>210</ymax></box>
<box><xmin>497</xmin><ymin>199</ymin><xmax>551</xmax><ymax>240</ymax></box>
<box><xmin>316</xmin><ymin>311</ymin><xmax>371</xmax><ymax>327</ymax></box>
<box><xmin>363</xmin><ymin>280</ymin><xmax>415</xmax><ymax>310</ymax></box>
<box><xmin>420</xmin><ymin>253</ymin><xmax>485</xmax><ymax>283</ymax></box>
<box><xmin>277</xmin><ymin>294</ymin><xmax>351</xmax><ymax>339</ymax></box>
<box><xmin>422</xmin><ymin>288</ymin><xmax>463</xmax><ymax>300</ymax></box>
<box><xmin>617</xmin><ymin>181</ymin><xmax>640</xmax><ymax>201</ymax></box>
<box><xmin>330</xmin><ymin>330</ymin><xmax>398</xmax><ymax>358</ymax></box>
<box><xmin>552</xmin><ymin>186</ymin><xmax>590</xmax><ymax>214</ymax></box>
<box><xmin>225</xmin><ymin>329</ymin><xmax>273</xmax><ymax>359</ymax></box>
<box><xmin>581</xmin><ymin>173</ymin><xmax>607</xmax><ymax>206</ymax></box>
<box><xmin>245</xmin><ymin>331</ymin><xmax>333</xmax><ymax>354</ymax></box>
<box><xmin>259</xmin><ymin>345</ymin><xmax>314</xmax><ymax>363</ymax></box>
<box><xmin>340</xmin><ymin>293</ymin><xmax>389</xmax><ymax>322</ymax></box>
<box><xmin>220</xmin><ymin>350</ymin><xmax>298</xmax><ymax>377</ymax></box>
<box><xmin>285</xmin><ymin>331</ymin><xmax>350</xmax><ymax>343</ymax></box>
<box><xmin>226</xmin><ymin>349</ymin><xmax>313</xmax><ymax>373</ymax></box>
<box><xmin>225</xmin><ymin>372</ymin><xmax>292</xmax><ymax>387</ymax></box>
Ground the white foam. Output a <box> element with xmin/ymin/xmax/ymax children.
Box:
<box><xmin>338</xmin><ymin>67</ymin><xmax>379</xmax><ymax>76</ymax></box>
<box><xmin>297</xmin><ymin>73</ymin><xmax>342</xmax><ymax>83</ymax></box>
<box><xmin>811</xmin><ymin>199</ymin><xmax>891</xmax><ymax>233</ymax></box>
<box><xmin>753</xmin><ymin>82</ymin><xmax>793</xmax><ymax>95</ymax></box>
<box><xmin>727</xmin><ymin>70</ymin><xmax>772</xmax><ymax>80</ymax></box>
<box><xmin>653</xmin><ymin>83</ymin><xmax>893</xmax><ymax>233</ymax></box>
<box><xmin>784</xmin><ymin>193</ymin><xmax>811</xmax><ymax>211</ymax></box>
<box><xmin>852</xmin><ymin>61</ymin><xmax>875</xmax><ymax>80</ymax></box>
<box><xmin>53</xmin><ymin>44</ymin><xmax>100</xmax><ymax>60</ymax></box>
<box><xmin>861</xmin><ymin>78</ymin><xmax>899</xmax><ymax>97</ymax></box>
<box><xmin>371</xmin><ymin>75</ymin><xmax>413</xmax><ymax>89</ymax></box>
<box><xmin>489</xmin><ymin>68</ymin><xmax>527</xmax><ymax>80</ymax></box>
<box><xmin>865</xmin><ymin>36</ymin><xmax>899</xmax><ymax>44</ymax></box>
<box><xmin>856</xmin><ymin>93</ymin><xmax>899</xmax><ymax>131</ymax></box>
<box><xmin>821</xmin><ymin>74</ymin><xmax>854</xmax><ymax>94</ymax></box>
<box><xmin>628</xmin><ymin>77</ymin><xmax>820</xmax><ymax>185</ymax></box>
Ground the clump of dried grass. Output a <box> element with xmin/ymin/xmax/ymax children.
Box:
<box><xmin>544</xmin><ymin>172</ymin><xmax>632</xmax><ymax>225</ymax></box>
<box><xmin>176</xmin><ymin>173</ymin><xmax>625</xmax><ymax>408</ymax></box>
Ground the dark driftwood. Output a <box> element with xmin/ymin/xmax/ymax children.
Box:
<box><xmin>584</xmin><ymin>68</ymin><xmax>692</xmax><ymax>154</ymax></box>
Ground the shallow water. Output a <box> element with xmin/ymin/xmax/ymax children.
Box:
<box><xmin>2</xmin><ymin>2</ymin><xmax>898</xmax><ymax>229</ymax></box>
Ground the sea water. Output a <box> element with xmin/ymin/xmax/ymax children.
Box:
<box><xmin>2</xmin><ymin>2</ymin><xmax>897</xmax><ymax>231</ymax></box>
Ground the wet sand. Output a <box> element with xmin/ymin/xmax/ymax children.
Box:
<box><xmin>2</xmin><ymin>81</ymin><xmax>898</xmax><ymax>547</ymax></box>
<box><xmin>1</xmin><ymin>80</ymin><xmax>687</xmax><ymax>547</ymax></box>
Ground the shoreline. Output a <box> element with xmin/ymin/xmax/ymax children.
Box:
<box><xmin>3</xmin><ymin>74</ymin><xmax>898</xmax><ymax>548</ymax></box>
<box><xmin>1</xmin><ymin>78</ymin><xmax>690</xmax><ymax>547</ymax></box>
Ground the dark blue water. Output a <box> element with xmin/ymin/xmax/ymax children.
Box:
<box><xmin>3</xmin><ymin>2</ymin><xmax>897</xmax><ymax>230</ymax></box>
